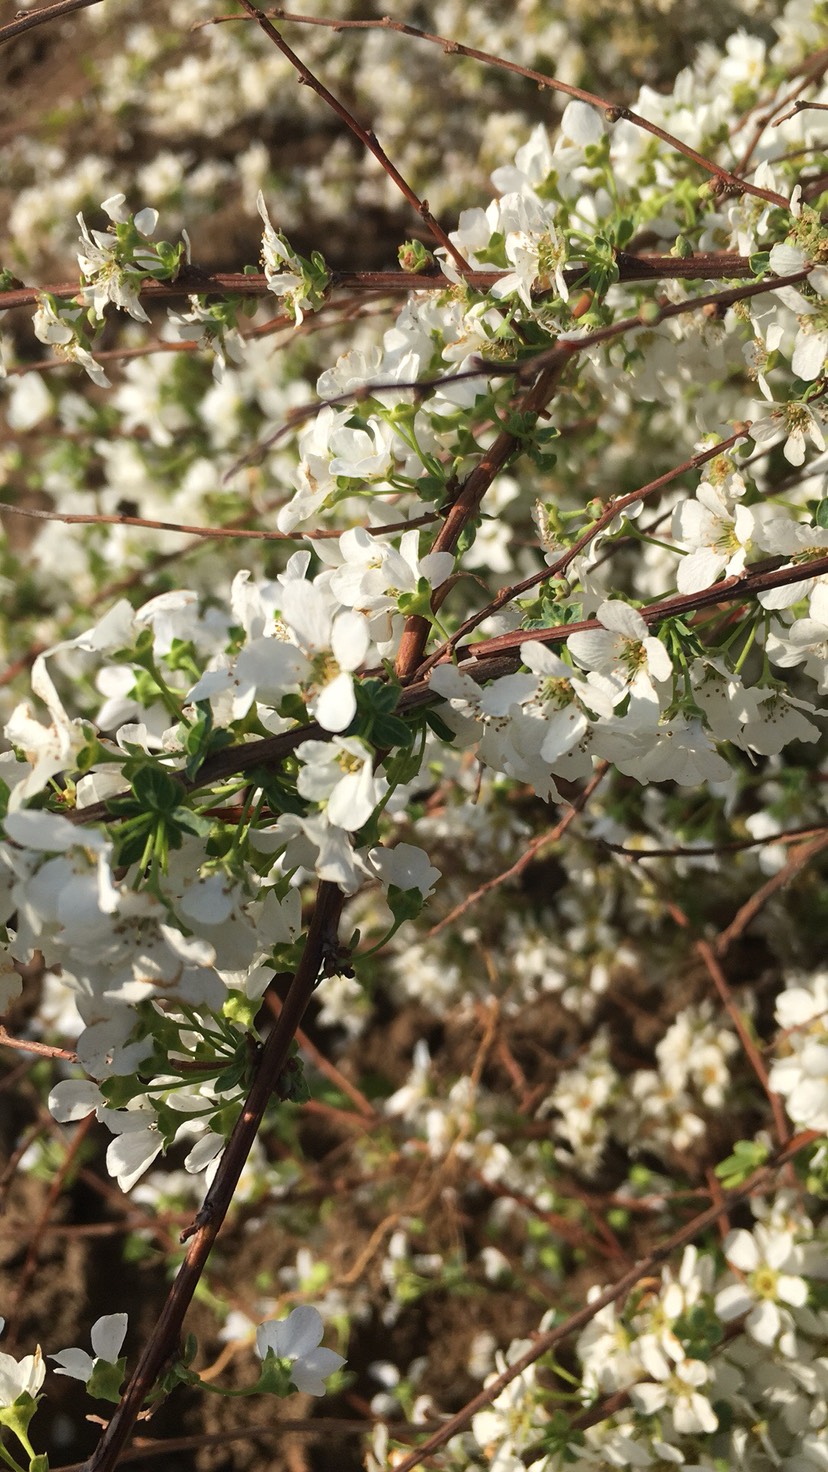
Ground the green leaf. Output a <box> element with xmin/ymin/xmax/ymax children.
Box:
<box><xmin>170</xmin><ymin>806</ymin><xmax>214</xmax><ymax>838</ymax></box>
<box><xmin>816</xmin><ymin>498</ymin><xmax>828</xmax><ymax>529</ymax></box>
<box><xmin>213</xmin><ymin>1057</ymin><xmax>247</xmax><ymax>1093</ymax></box>
<box><xmin>387</xmin><ymin>883</ymin><xmax>426</xmax><ymax>927</ymax></box>
<box><xmin>425</xmin><ymin>708</ymin><xmax>456</xmax><ymax>742</ymax></box>
<box><xmin>255</xmin><ymin>1352</ymin><xmax>296</xmax><ymax>1398</ymax></box>
<box><xmin>86</xmin><ymin>1356</ymin><xmax>127</xmax><ymax>1404</ymax></box>
<box><xmin>131</xmin><ymin>764</ymin><xmax>182</xmax><ymax>813</ymax></box>
<box><xmin>714</xmin><ymin>1138</ymin><xmax>769</xmax><ymax>1188</ymax></box>
<box><xmin>371</xmin><ymin>714</ymin><xmax>413</xmax><ymax>748</ymax></box>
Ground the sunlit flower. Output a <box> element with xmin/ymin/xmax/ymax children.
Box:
<box><xmin>255</xmin><ymin>1306</ymin><xmax>345</xmax><ymax>1396</ymax></box>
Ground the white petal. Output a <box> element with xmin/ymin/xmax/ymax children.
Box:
<box><xmin>50</xmin><ymin>1348</ymin><xmax>95</xmax><ymax>1381</ymax></box>
<box><xmin>747</xmin><ymin>1299</ymin><xmax>781</xmax><ymax>1344</ymax></box>
<box><xmin>90</xmin><ymin>1314</ymin><xmax>128</xmax><ymax>1362</ymax></box>
<box><xmin>291</xmin><ymin>1345</ymin><xmax>346</xmax><ymax>1396</ymax></box>
<box><xmin>715</xmin><ymin>1282</ymin><xmax>754</xmax><ymax>1321</ymax></box>
<box><xmin>327</xmin><ymin>764</ymin><xmax>382</xmax><ymax>831</ymax></box>
<box><xmin>134</xmin><ymin>207</ymin><xmax>158</xmax><ymax>237</ymax></box>
<box><xmin>561</xmin><ymin>100</ymin><xmax>603</xmax><ymax>145</ymax></box>
<box><xmin>106</xmin><ymin>1127</ymin><xmax>163</xmax><ymax>1192</ymax></box>
<box><xmin>315</xmin><ymin>672</ymin><xmax>356</xmax><ymax>733</ymax></box>
<box><xmin>792</xmin><ymin>331</ymin><xmax>828</xmax><ymax>380</ymax></box>
<box><xmin>723</xmin><ymin>1228</ymin><xmax>759</xmax><ymax>1272</ymax></box>
<box><xmin>331</xmin><ymin>610</ymin><xmax>370</xmax><ymax>672</ymax></box>
<box><xmin>597</xmin><ymin>601</ymin><xmax>646</xmax><ymax>638</ymax></box>
<box><xmin>49</xmin><ymin>1079</ymin><xmax>104</xmax><ymax>1122</ymax></box>
<box><xmin>280</xmin><ymin>581</ymin><xmax>333</xmax><ymax>653</ymax></box>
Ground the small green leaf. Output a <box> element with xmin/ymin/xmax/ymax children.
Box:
<box><xmin>371</xmin><ymin>714</ymin><xmax>412</xmax><ymax>748</ymax></box>
<box><xmin>131</xmin><ymin>764</ymin><xmax>181</xmax><ymax>813</ymax></box>
<box><xmin>86</xmin><ymin>1356</ymin><xmax>127</xmax><ymax>1404</ymax></box>
<box><xmin>714</xmin><ymin>1138</ymin><xmax>769</xmax><ymax>1188</ymax></box>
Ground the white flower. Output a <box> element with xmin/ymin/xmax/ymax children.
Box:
<box><xmin>4</xmin><ymin>654</ymin><xmax>91</xmax><ymax>807</ymax></box>
<box><xmin>715</xmin><ymin>1225</ymin><xmax>808</xmax><ymax>1346</ymax></box>
<box><xmin>472</xmin><ymin>1352</ymin><xmax>544</xmax><ymax>1469</ymax></box>
<box><xmin>280</xmin><ymin>580</ymin><xmax>370</xmax><ymax>733</ymax></box>
<box><xmin>755</xmin><ymin>518</ymin><xmax>828</xmax><ymax>610</ymax></box>
<box><xmin>327</xmin><ymin>417</ymin><xmax>394</xmax><ymax>480</ymax></box>
<box><xmin>735</xmin><ymin>687</ymin><xmax>820</xmax><ymax>756</ymax></box>
<box><xmin>367</xmin><ymin>843</ymin><xmax>441</xmax><ymax>898</ymax></box>
<box><xmin>769</xmin><ymin>972</ymin><xmax>828</xmax><ymax>1132</ymax></box>
<box><xmin>630</xmin><ymin>1351</ymin><xmax>718</xmax><ymax>1434</ymax></box>
<box><xmin>0</xmin><ymin>1344</ymin><xmax>45</xmax><ymax>1407</ymax></box>
<box><xmin>51</xmin><ymin>1314</ymin><xmax>128</xmax><ymax>1382</ymax></box>
<box><xmin>295</xmin><ymin>735</ymin><xmax>386</xmax><ymax>832</ymax></box>
<box><xmin>672</xmin><ymin>482</ymin><xmax>755</xmax><ymax>593</ymax></box>
<box><xmin>328</xmin><ymin>526</ymin><xmax>454</xmax><ymax>651</ymax></box>
<box><xmin>101</xmin><ymin>1103</ymin><xmax>164</xmax><ymax>1192</ymax></box>
<box><xmin>750</xmin><ymin>399</ymin><xmax>826</xmax><ymax>467</ymax></box>
<box><xmin>595</xmin><ymin>707</ymin><xmax>731</xmax><ymax>785</ymax></box>
<box><xmin>32</xmin><ymin>295</ymin><xmax>111</xmax><ymax>386</ymax></box>
<box><xmin>256</xmin><ymin>191</ymin><xmax>324</xmax><ymax>325</ymax></box>
<box><xmin>76</xmin><ymin>200</ymin><xmax>155</xmax><ymax>324</ymax></box>
<box><xmin>255</xmin><ymin>1305</ymin><xmax>345</xmax><ymax>1396</ymax></box>
<box><xmin>428</xmin><ymin>662</ymin><xmax>539</xmax><ymax>782</ymax></box>
<box><xmin>567</xmin><ymin>600</ymin><xmax>672</xmax><ymax>703</ymax></box>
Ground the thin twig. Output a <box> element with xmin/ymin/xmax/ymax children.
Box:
<box><xmin>714</xmin><ymin>832</ymin><xmax>828</xmax><ymax>955</ymax></box>
<box><xmin>207</xmin><ymin>9</ymin><xmax>788</xmax><ymax>207</ymax></box>
<box><xmin>695</xmin><ymin>938</ymin><xmax>790</xmax><ymax>1146</ymax></box>
<box><xmin>233</xmin><ymin>1</ymin><xmax>472</xmax><ymax>275</ymax></box>
<box><xmin>0</xmin><ymin>1028</ymin><xmax>78</xmax><ymax>1063</ymax></box>
<box><xmin>0</xmin><ymin>0</ymin><xmax>102</xmax><ymax>46</ymax></box>
<box><xmin>0</xmin><ymin>500</ymin><xmax>437</xmax><ymax>544</ymax></box>
<box><xmin>425</xmin><ymin>764</ymin><xmax>609</xmax><ymax>938</ymax></box>
<box><xmin>601</xmin><ymin>823</ymin><xmax>828</xmax><ymax>859</ymax></box>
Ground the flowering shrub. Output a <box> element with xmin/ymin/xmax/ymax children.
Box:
<box><xmin>0</xmin><ymin>1</ymin><xmax>827</xmax><ymax>1470</ymax></box>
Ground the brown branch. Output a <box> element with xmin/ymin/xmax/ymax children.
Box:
<box><xmin>425</xmin><ymin>764</ymin><xmax>609</xmax><ymax>938</ymax></box>
<box><xmin>473</xmin><ymin>550</ymin><xmax>828</xmax><ymax>662</ymax></box>
<box><xmin>602</xmin><ymin>822</ymin><xmax>828</xmax><ymax>859</ymax></box>
<box><xmin>264</xmin><ymin>991</ymin><xmax>377</xmax><ymax>1121</ymax></box>
<box><xmin>0</xmin><ymin>256</ymin><xmax>762</xmax><ymax>316</ymax></box>
<box><xmin>226</xmin><ymin>265</ymin><xmax>807</xmax><ymax>483</ymax></box>
<box><xmin>233</xmin><ymin>1</ymin><xmax>471</xmax><ymax>275</ymax></box>
<box><xmin>416</xmin><ymin>426</ymin><xmax>751</xmax><ymax>677</ymax></box>
<box><xmin>695</xmin><ymin>938</ymin><xmax>790</xmax><ymax>1146</ymax></box>
<box><xmin>81</xmin><ymin>880</ymin><xmax>345</xmax><ymax>1472</ymax></box>
<box><xmin>212</xmin><ymin>9</ymin><xmax>789</xmax><ymax>207</ymax></box>
<box><xmin>0</xmin><ymin>1027</ymin><xmax>78</xmax><ymax>1063</ymax></box>
<box><xmin>713</xmin><ymin>832</ymin><xmax>828</xmax><ymax>956</ymax></box>
<box><xmin>395</xmin><ymin>359</ymin><xmax>568</xmax><ymax>681</ymax></box>
<box><xmin>0</xmin><ymin>499</ymin><xmax>437</xmax><ymax>544</ymax></box>
<box><xmin>0</xmin><ymin>0</ymin><xmax>102</xmax><ymax>46</ymax></box>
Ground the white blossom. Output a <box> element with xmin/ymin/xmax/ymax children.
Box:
<box><xmin>255</xmin><ymin>1306</ymin><xmax>345</xmax><ymax>1396</ymax></box>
